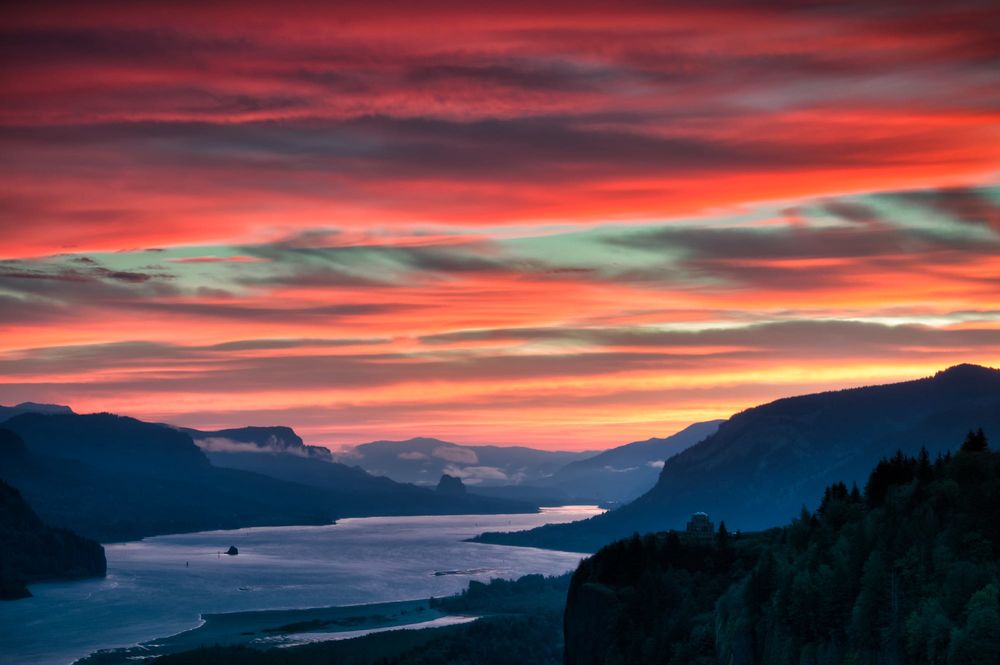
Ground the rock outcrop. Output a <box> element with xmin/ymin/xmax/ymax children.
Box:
<box><xmin>436</xmin><ymin>474</ymin><xmax>467</xmax><ymax>495</ymax></box>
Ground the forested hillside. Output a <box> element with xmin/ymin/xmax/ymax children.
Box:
<box><xmin>0</xmin><ymin>477</ymin><xmax>105</xmax><ymax>600</ymax></box>
<box><xmin>564</xmin><ymin>431</ymin><xmax>1000</xmax><ymax>665</ymax></box>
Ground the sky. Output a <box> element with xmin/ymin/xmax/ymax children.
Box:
<box><xmin>1</xmin><ymin>0</ymin><xmax>998</xmax><ymax>450</ymax></box>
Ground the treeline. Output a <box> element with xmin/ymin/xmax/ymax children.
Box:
<box><xmin>565</xmin><ymin>431</ymin><xmax>1000</xmax><ymax>665</ymax></box>
<box><xmin>432</xmin><ymin>573</ymin><xmax>569</xmax><ymax>614</ymax></box>
<box><xmin>370</xmin><ymin>615</ymin><xmax>562</xmax><ymax>665</ymax></box>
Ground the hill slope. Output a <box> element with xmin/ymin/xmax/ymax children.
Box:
<box><xmin>1</xmin><ymin>414</ymin><xmax>533</xmax><ymax>542</ymax></box>
<box><xmin>477</xmin><ymin>364</ymin><xmax>1000</xmax><ymax>552</ymax></box>
<box><xmin>537</xmin><ymin>420</ymin><xmax>724</xmax><ymax>503</ymax></box>
<box><xmin>0</xmin><ymin>467</ymin><xmax>106</xmax><ymax>600</ymax></box>
<box><xmin>563</xmin><ymin>434</ymin><xmax>1000</xmax><ymax>665</ymax></box>
<box><xmin>0</xmin><ymin>418</ymin><xmax>338</xmax><ymax>542</ymax></box>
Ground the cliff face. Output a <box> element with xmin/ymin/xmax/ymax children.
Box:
<box><xmin>480</xmin><ymin>364</ymin><xmax>1000</xmax><ymax>552</ymax></box>
<box><xmin>0</xmin><ymin>477</ymin><xmax>106</xmax><ymax>600</ymax></box>
<box><xmin>0</xmin><ymin>402</ymin><xmax>73</xmax><ymax>423</ymax></box>
<box><xmin>184</xmin><ymin>425</ymin><xmax>334</xmax><ymax>461</ymax></box>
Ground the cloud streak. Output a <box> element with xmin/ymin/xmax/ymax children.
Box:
<box><xmin>0</xmin><ymin>2</ymin><xmax>997</xmax><ymax>447</ymax></box>
<box><xmin>2</xmin><ymin>1</ymin><xmax>998</xmax><ymax>255</ymax></box>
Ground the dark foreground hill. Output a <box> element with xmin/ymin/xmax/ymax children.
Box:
<box><xmin>564</xmin><ymin>433</ymin><xmax>1000</xmax><ymax>665</ymax></box>
<box><xmin>0</xmin><ymin>474</ymin><xmax>105</xmax><ymax>600</ymax></box>
<box><xmin>0</xmin><ymin>413</ymin><xmax>532</xmax><ymax>543</ymax></box>
<box><xmin>477</xmin><ymin>364</ymin><xmax>1000</xmax><ymax>552</ymax></box>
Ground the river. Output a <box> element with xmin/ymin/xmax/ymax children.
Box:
<box><xmin>0</xmin><ymin>506</ymin><xmax>602</xmax><ymax>664</ymax></box>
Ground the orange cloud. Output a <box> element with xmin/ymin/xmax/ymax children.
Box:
<box><xmin>1</xmin><ymin>1</ymin><xmax>998</xmax><ymax>447</ymax></box>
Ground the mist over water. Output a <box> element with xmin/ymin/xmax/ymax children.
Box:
<box><xmin>0</xmin><ymin>507</ymin><xmax>601</xmax><ymax>665</ymax></box>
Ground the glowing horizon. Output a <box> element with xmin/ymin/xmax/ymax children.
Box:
<box><xmin>1</xmin><ymin>1</ymin><xmax>998</xmax><ymax>450</ymax></box>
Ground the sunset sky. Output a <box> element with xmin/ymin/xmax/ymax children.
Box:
<box><xmin>1</xmin><ymin>0</ymin><xmax>998</xmax><ymax>450</ymax></box>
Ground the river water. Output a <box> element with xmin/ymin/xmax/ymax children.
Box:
<box><xmin>0</xmin><ymin>506</ymin><xmax>602</xmax><ymax>664</ymax></box>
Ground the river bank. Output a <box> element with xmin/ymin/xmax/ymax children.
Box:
<box><xmin>77</xmin><ymin>598</ymin><xmax>479</xmax><ymax>663</ymax></box>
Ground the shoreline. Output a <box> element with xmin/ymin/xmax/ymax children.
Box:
<box><xmin>76</xmin><ymin>597</ymin><xmax>462</xmax><ymax>664</ymax></box>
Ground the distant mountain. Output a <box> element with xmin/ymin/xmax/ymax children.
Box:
<box><xmin>436</xmin><ymin>473</ymin><xmax>467</xmax><ymax>495</ymax></box>
<box><xmin>10</xmin><ymin>412</ymin><xmax>209</xmax><ymax>473</ymax></box>
<box><xmin>1</xmin><ymin>413</ymin><xmax>533</xmax><ymax>542</ymax></box>
<box><xmin>337</xmin><ymin>437</ymin><xmax>592</xmax><ymax>487</ymax></box>
<box><xmin>338</xmin><ymin>425</ymin><xmax>721</xmax><ymax>506</ymax></box>
<box><xmin>0</xmin><ymin>465</ymin><xmax>105</xmax><ymax>600</ymax></box>
<box><xmin>477</xmin><ymin>364</ymin><xmax>1000</xmax><ymax>552</ymax></box>
<box><xmin>463</xmin><ymin>422</ymin><xmax>723</xmax><ymax>507</ymax></box>
<box><xmin>535</xmin><ymin>420</ymin><xmax>724</xmax><ymax>504</ymax></box>
<box><xmin>187</xmin><ymin>424</ymin><xmax>533</xmax><ymax>514</ymax></box>
<box><xmin>0</xmin><ymin>402</ymin><xmax>73</xmax><ymax>422</ymax></box>
<box><xmin>0</xmin><ymin>415</ymin><xmax>337</xmax><ymax>541</ymax></box>
<box><xmin>464</xmin><ymin>484</ymin><xmax>580</xmax><ymax>506</ymax></box>
<box><xmin>201</xmin><ymin>447</ymin><xmax>533</xmax><ymax>517</ymax></box>
<box><xmin>182</xmin><ymin>425</ymin><xmax>334</xmax><ymax>461</ymax></box>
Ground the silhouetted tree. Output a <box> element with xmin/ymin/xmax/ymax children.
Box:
<box><xmin>918</xmin><ymin>446</ymin><xmax>933</xmax><ymax>483</ymax></box>
<box><xmin>716</xmin><ymin>521</ymin><xmax>731</xmax><ymax>549</ymax></box>
<box><xmin>960</xmin><ymin>428</ymin><xmax>989</xmax><ymax>453</ymax></box>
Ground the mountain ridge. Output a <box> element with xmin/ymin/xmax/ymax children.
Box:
<box><xmin>182</xmin><ymin>425</ymin><xmax>334</xmax><ymax>460</ymax></box>
<box><xmin>476</xmin><ymin>364</ymin><xmax>1000</xmax><ymax>552</ymax></box>
<box><xmin>0</xmin><ymin>402</ymin><xmax>74</xmax><ymax>422</ymax></box>
<box><xmin>337</xmin><ymin>436</ymin><xmax>592</xmax><ymax>487</ymax></box>
<box><xmin>535</xmin><ymin>420</ymin><xmax>724</xmax><ymax>503</ymax></box>
<box><xmin>0</xmin><ymin>413</ymin><xmax>534</xmax><ymax>543</ymax></box>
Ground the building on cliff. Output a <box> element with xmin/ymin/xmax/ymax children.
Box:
<box><xmin>684</xmin><ymin>511</ymin><xmax>714</xmax><ymax>543</ymax></box>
